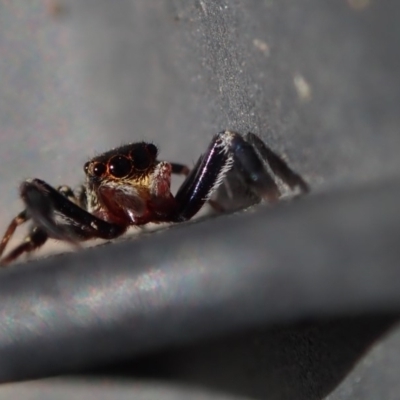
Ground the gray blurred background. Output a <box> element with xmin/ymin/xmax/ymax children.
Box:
<box><xmin>2</xmin><ymin>0</ymin><xmax>400</xmax><ymax>224</ymax></box>
<box><xmin>0</xmin><ymin>1</ymin><xmax>400</xmax><ymax>399</ymax></box>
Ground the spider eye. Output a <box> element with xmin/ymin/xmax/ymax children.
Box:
<box><xmin>93</xmin><ymin>162</ymin><xmax>106</xmax><ymax>177</ymax></box>
<box><xmin>130</xmin><ymin>145</ymin><xmax>153</xmax><ymax>170</ymax></box>
<box><xmin>84</xmin><ymin>162</ymin><xmax>90</xmax><ymax>174</ymax></box>
<box><xmin>146</xmin><ymin>143</ymin><xmax>158</xmax><ymax>158</ymax></box>
<box><xmin>109</xmin><ymin>155</ymin><xmax>132</xmax><ymax>178</ymax></box>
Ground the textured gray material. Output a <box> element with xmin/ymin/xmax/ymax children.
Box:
<box><xmin>0</xmin><ymin>379</ymin><xmax>251</xmax><ymax>400</ymax></box>
<box><xmin>0</xmin><ymin>181</ymin><xmax>399</xmax><ymax>382</ymax></box>
<box><xmin>0</xmin><ymin>0</ymin><xmax>399</xmax><ymax>399</ymax></box>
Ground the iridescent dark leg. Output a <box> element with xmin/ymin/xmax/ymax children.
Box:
<box><xmin>174</xmin><ymin>132</ymin><xmax>234</xmax><ymax>221</ymax></box>
<box><xmin>245</xmin><ymin>132</ymin><xmax>309</xmax><ymax>194</ymax></box>
<box><xmin>173</xmin><ymin>131</ymin><xmax>309</xmax><ymax>221</ymax></box>
<box><xmin>20</xmin><ymin>179</ymin><xmax>126</xmax><ymax>241</ymax></box>
<box><xmin>0</xmin><ymin>180</ymin><xmax>126</xmax><ymax>265</ymax></box>
<box><xmin>0</xmin><ymin>184</ymin><xmax>79</xmax><ymax>260</ymax></box>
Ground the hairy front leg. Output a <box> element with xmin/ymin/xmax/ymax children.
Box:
<box><xmin>0</xmin><ymin>180</ymin><xmax>126</xmax><ymax>265</ymax></box>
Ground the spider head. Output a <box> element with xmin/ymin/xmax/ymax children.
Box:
<box><xmin>83</xmin><ymin>142</ymin><xmax>172</xmax><ymax>223</ymax></box>
<box><xmin>84</xmin><ymin>142</ymin><xmax>158</xmax><ymax>185</ymax></box>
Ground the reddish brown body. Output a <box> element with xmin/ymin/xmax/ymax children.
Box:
<box><xmin>85</xmin><ymin>142</ymin><xmax>178</xmax><ymax>227</ymax></box>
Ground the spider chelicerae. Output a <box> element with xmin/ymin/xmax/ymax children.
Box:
<box><xmin>0</xmin><ymin>131</ymin><xmax>309</xmax><ymax>265</ymax></box>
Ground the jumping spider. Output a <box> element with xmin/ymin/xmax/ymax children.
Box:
<box><xmin>0</xmin><ymin>131</ymin><xmax>309</xmax><ymax>265</ymax></box>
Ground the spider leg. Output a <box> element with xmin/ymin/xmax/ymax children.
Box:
<box><xmin>221</xmin><ymin>131</ymin><xmax>309</xmax><ymax>202</ymax></box>
<box><xmin>0</xmin><ymin>179</ymin><xmax>126</xmax><ymax>265</ymax></box>
<box><xmin>170</xmin><ymin>163</ymin><xmax>190</xmax><ymax>176</ymax></box>
<box><xmin>0</xmin><ymin>210</ymin><xmax>29</xmax><ymax>258</ymax></box>
<box><xmin>227</xmin><ymin>131</ymin><xmax>282</xmax><ymax>203</ymax></box>
<box><xmin>76</xmin><ymin>185</ymin><xmax>88</xmax><ymax>210</ymax></box>
<box><xmin>0</xmin><ymin>184</ymin><xmax>81</xmax><ymax>259</ymax></box>
<box><xmin>174</xmin><ymin>132</ymin><xmax>235</xmax><ymax>221</ymax></box>
<box><xmin>245</xmin><ymin>132</ymin><xmax>310</xmax><ymax>194</ymax></box>
<box><xmin>170</xmin><ymin>161</ymin><xmax>225</xmax><ymax>213</ymax></box>
<box><xmin>0</xmin><ymin>183</ymin><xmax>81</xmax><ymax>265</ymax></box>
<box><xmin>20</xmin><ymin>179</ymin><xmax>126</xmax><ymax>241</ymax></box>
<box><xmin>0</xmin><ymin>226</ymin><xmax>48</xmax><ymax>266</ymax></box>
<box><xmin>173</xmin><ymin>131</ymin><xmax>309</xmax><ymax>221</ymax></box>
<box><xmin>0</xmin><ymin>184</ymin><xmax>86</xmax><ymax>261</ymax></box>
<box><xmin>56</xmin><ymin>185</ymin><xmax>80</xmax><ymax>204</ymax></box>
<box><xmin>58</xmin><ymin>184</ymin><xmax>92</xmax><ymax>212</ymax></box>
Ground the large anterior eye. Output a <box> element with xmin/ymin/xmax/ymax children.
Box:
<box><xmin>109</xmin><ymin>155</ymin><xmax>132</xmax><ymax>178</ymax></box>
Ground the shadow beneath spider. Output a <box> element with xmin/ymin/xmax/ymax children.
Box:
<box><xmin>86</xmin><ymin>314</ymin><xmax>398</xmax><ymax>400</ymax></box>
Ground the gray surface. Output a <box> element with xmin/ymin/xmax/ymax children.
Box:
<box><xmin>0</xmin><ymin>180</ymin><xmax>400</xmax><ymax>383</ymax></box>
<box><xmin>0</xmin><ymin>379</ymin><xmax>251</xmax><ymax>400</ymax></box>
<box><xmin>327</xmin><ymin>324</ymin><xmax>400</xmax><ymax>400</ymax></box>
<box><xmin>0</xmin><ymin>0</ymin><xmax>399</xmax><ymax>399</ymax></box>
<box><xmin>1</xmin><ymin>319</ymin><xmax>399</xmax><ymax>400</ymax></box>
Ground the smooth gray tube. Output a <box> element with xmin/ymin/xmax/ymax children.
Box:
<box><xmin>0</xmin><ymin>178</ymin><xmax>399</xmax><ymax>382</ymax></box>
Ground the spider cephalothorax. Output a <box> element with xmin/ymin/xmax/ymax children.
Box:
<box><xmin>0</xmin><ymin>131</ymin><xmax>309</xmax><ymax>265</ymax></box>
<box><xmin>83</xmin><ymin>142</ymin><xmax>175</xmax><ymax>226</ymax></box>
